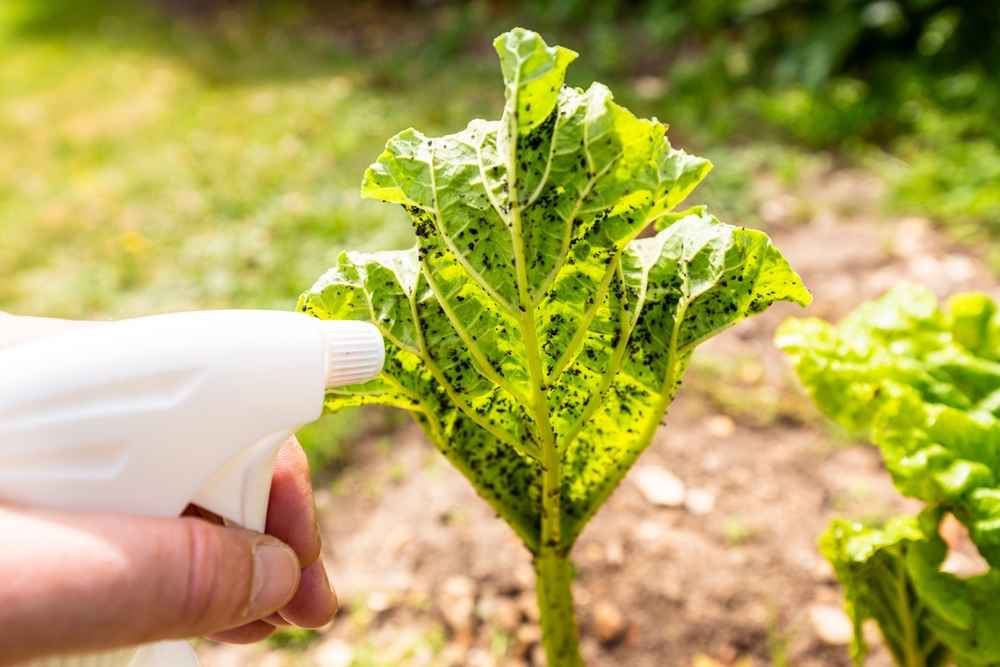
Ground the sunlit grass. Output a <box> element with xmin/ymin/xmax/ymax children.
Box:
<box><xmin>0</xmin><ymin>1</ymin><xmax>503</xmax><ymax>320</ymax></box>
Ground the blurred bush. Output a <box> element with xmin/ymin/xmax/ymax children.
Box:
<box><xmin>465</xmin><ymin>0</ymin><xmax>1000</xmax><ymax>237</ymax></box>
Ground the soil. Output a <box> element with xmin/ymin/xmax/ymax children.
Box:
<box><xmin>197</xmin><ymin>170</ymin><xmax>998</xmax><ymax>667</ymax></box>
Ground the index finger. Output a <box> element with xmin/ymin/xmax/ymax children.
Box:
<box><xmin>264</xmin><ymin>437</ymin><xmax>321</xmax><ymax>566</ymax></box>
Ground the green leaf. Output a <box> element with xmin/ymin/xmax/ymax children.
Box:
<box><xmin>819</xmin><ymin>516</ymin><xmax>949</xmax><ymax>667</ymax></box>
<box><xmin>777</xmin><ymin>284</ymin><xmax>1000</xmax><ymax>431</ymax></box>
<box><xmin>778</xmin><ymin>285</ymin><xmax>1000</xmax><ymax>564</ymax></box>
<box><xmin>906</xmin><ymin>509</ymin><xmax>1000</xmax><ymax>667</ymax></box>
<box><xmin>782</xmin><ymin>285</ymin><xmax>1000</xmax><ymax>667</ymax></box>
<box><xmin>302</xmin><ymin>28</ymin><xmax>810</xmax><ymax>561</ymax></box>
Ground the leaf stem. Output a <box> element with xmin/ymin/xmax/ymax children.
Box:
<box><xmin>895</xmin><ymin>562</ymin><xmax>924</xmax><ymax>667</ymax></box>
<box><xmin>535</xmin><ymin>546</ymin><xmax>585</xmax><ymax>667</ymax></box>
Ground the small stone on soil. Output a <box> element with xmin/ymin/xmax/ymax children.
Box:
<box><xmin>605</xmin><ymin>539</ymin><xmax>625</xmax><ymax>565</ymax></box>
<box><xmin>312</xmin><ymin>638</ymin><xmax>355</xmax><ymax>667</ymax></box>
<box><xmin>684</xmin><ymin>488</ymin><xmax>716</xmax><ymax>515</ymax></box>
<box><xmin>437</xmin><ymin>575</ymin><xmax>477</xmax><ymax>633</ymax></box>
<box><xmin>516</xmin><ymin>623</ymin><xmax>543</xmax><ymax>645</ymax></box>
<box><xmin>518</xmin><ymin>590</ymin><xmax>541</xmax><ymax>622</ymax></box>
<box><xmin>492</xmin><ymin>596</ymin><xmax>522</xmax><ymax>632</ymax></box>
<box><xmin>706</xmin><ymin>415</ymin><xmax>736</xmax><ymax>438</ymax></box>
<box><xmin>440</xmin><ymin>642</ymin><xmax>469</xmax><ymax>667</ymax></box>
<box><xmin>366</xmin><ymin>591</ymin><xmax>391</xmax><ymax>612</ymax></box>
<box><xmin>701</xmin><ymin>451</ymin><xmax>725</xmax><ymax>473</ymax></box>
<box><xmin>637</xmin><ymin>520</ymin><xmax>662</xmax><ymax>541</ymax></box>
<box><xmin>808</xmin><ymin>603</ymin><xmax>854</xmax><ymax>645</ymax></box>
<box><xmin>862</xmin><ymin>618</ymin><xmax>884</xmax><ymax>646</ymax></box>
<box><xmin>593</xmin><ymin>600</ymin><xmax>627</xmax><ymax>645</ymax></box>
<box><xmin>467</xmin><ymin>647</ymin><xmax>497</xmax><ymax>667</ymax></box>
<box><xmin>583</xmin><ymin>541</ymin><xmax>605</xmax><ymax>563</ymax></box>
<box><xmin>810</xmin><ymin>558</ymin><xmax>836</xmax><ymax>582</ymax></box>
<box><xmin>632</xmin><ymin>465</ymin><xmax>686</xmax><ymax>506</ymax></box>
<box><xmin>513</xmin><ymin>562</ymin><xmax>536</xmax><ymax>590</ymax></box>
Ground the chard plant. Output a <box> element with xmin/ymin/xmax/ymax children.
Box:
<box><xmin>779</xmin><ymin>284</ymin><xmax>1000</xmax><ymax>667</ymax></box>
<box><xmin>300</xmin><ymin>28</ymin><xmax>809</xmax><ymax>665</ymax></box>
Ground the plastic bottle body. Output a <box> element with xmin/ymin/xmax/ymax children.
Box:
<box><xmin>0</xmin><ymin>311</ymin><xmax>383</xmax><ymax>666</ymax></box>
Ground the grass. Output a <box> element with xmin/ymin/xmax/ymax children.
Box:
<box><xmin>0</xmin><ymin>0</ymin><xmax>502</xmax><ymax>320</ymax></box>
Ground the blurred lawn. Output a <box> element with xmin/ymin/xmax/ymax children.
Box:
<box><xmin>0</xmin><ymin>0</ymin><xmax>505</xmax><ymax>320</ymax></box>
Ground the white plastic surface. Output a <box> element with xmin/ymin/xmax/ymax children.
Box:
<box><xmin>22</xmin><ymin>641</ymin><xmax>197</xmax><ymax>667</ymax></box>
<box><xmin>129</xmin><ymin>641</ymin><xmax>200</xmax><ymax>667</ymax></box>
<box><xmin>0</xmin><ymin>311</ymin><xmax>384</xmax><ymax>667</ymax></box>
<box><xmin>318</xmin><ymin>319</ymin><xmax>385</xmax><ymax>387</ymax></box>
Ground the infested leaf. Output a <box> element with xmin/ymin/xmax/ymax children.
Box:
<box><xmin>301</xmin><ymin>28</ymin><xmax>810</xmax><ymax>559</ymax></box>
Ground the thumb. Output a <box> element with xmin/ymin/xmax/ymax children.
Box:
<box><xmin>0</xmin><ymin>505</ymin><xmax>300</xmax><ymax>664</ymax></box>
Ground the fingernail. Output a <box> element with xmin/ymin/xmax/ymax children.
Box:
<box><xmin>248</xmin><ymin>543</ymin><xmax>300</xmax><ymax>617</ymax></box>
<box><xmin>319</xmin><ymin>554</ymin><xmax>333</xmax><ymax>592</ymax></box>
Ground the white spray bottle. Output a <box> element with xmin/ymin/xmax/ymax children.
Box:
<box><xmin>0</xmin><ymin>310</ymin><xmax>385</xmax><ymax>667</ymax></box>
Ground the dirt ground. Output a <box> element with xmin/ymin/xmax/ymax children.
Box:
<box><xmin>197</xmin><ymin>170</ymin><xmax>997</xmax><ymax>667</ymax></box>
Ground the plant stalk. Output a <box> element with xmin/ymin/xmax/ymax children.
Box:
<box><xmin>535</xmin><ymin>548</ymin><xmax>584</xmax><ymax>666</ymax></box>
<box><xmin>536</xmin><ymin>446</ymin><xmax>585</xmax><ymax>666</ymax></box>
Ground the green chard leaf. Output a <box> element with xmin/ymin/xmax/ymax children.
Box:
<box><xmin>780</xmin><ymin>285</ymin><xmax>1000</xmax><ymax>667</ymax></box>
<box><xmin>777</xmin><ymin>285</ymin><xmax>1000</xmax><ymax>562</ymax></box>
<box><xmin>819</xmin><ymin>516</ymin><xmax>950</xmax><ymax>667</ymax></box>
<box><xmin>301</xmin><ymin>28</ymin><xmax>810</xmax><ymax>557</ymax></box>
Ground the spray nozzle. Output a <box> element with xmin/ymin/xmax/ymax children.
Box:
<box><xmin>317</xmin><ymin>320</ymin><xmax>385</xmax><ymax>388</ymax></box>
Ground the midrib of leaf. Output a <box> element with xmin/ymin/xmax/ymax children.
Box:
<box><xmin>544</xmin><ymin>254</ymin><xmax>625</xmax><ymax>385</ymax></box>
<box><xmin>504</xmin><ymin>51</ymin><xmax>565</xmax><ymax>553</ymax></box>
<box><xmin>540</xmin><ymin>151</ymin><xmax>691</xmax><ymax>385</ymax></box>
<box><xmin>557</xmin><ymin>243</ymin><xmax>663</xmax><ymax>451</ymax></box>
<box><xmin>346</xmin><ymin>257</ymin><xmax>541</xmax><ymax>459</ymax></box>
<box><xmin>416</xmin><ymin>228</ymin><xmax>534</xmax><ymax>409</ymax></box>
<box><xmin>522</xmin><ymin>97</ymin><xmax>562</xmax><ymax>210</ymax></box>
<box><xmin>629</xmin><ymin>235</ymin><xmax>659</xmax><ymax>327</ymax></box>
<box><xmin>556</xmin><ymin>264</ymin><xmax>634</xmax><ymax>453</ymax></box>
<box><xmin>530</xmin><ymin>126</ymin><xmax>623</xmax><ymax>308</ymax></box>
<box><xmin>342</xmin><ymin>268</ymin><xmax>544</xmax><ymax>548</ymax></box>
<box><xmin>406</xmin><ymin>278</ymin><xmax>544</xmax><ymax>460</ymax></box>
<box><xmin>567</xmin><ymin>236</ymin><xmax>693</xmax><ymax>537</ymax></box>
<box><xmin>572</xmin><ymin>288</ymin><xmax>692</xmax><ymax>533</ymax></box>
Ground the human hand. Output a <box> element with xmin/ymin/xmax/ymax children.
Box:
<box><xmin>0</xmin><ymin>313</ymin><xmax>338</xmax><ymax>665</ymax></box>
